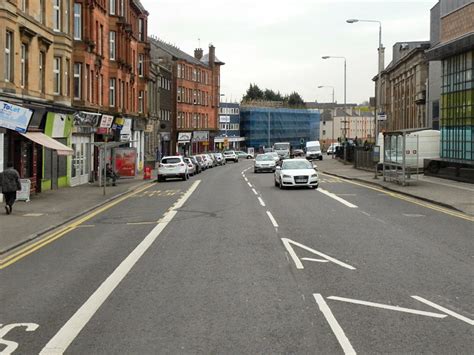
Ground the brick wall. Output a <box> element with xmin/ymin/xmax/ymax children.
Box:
<box><xmin>440</xmin><ymin>3</ymin><xmax>474</xmax><ymax>43</ymax></box>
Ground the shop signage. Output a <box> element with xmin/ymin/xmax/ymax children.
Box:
<box><xmin>177</xmin><ymin>132</ymin><xmax>192</xmax><ymax>142</ymax></box>
<box><xmin>219</xmin><ymin>115</ymin><xmax>231</xmax><ymax>123</ymax></box>
<box><xmin>73</xmin><ymin>111</ymin><xmax>101</xmax><ymax>127</ymax></box>
<box><xmin>112</xmin><ymin>117</ymin><xmax>125</xmax><ymax>130</ymax></box>
<box><xmin>100</xmin><ymin>115</ymin><xmax>114</xmax><ymax>128</ymax></box>
<box><xmin>121</xmin><ymin>118</ymin><xmax>132</xmax><ymax>135</ymax></box>
<box><xmin>192</xmin><ymin>131</ymin><xmax>209</xmax><ymax>142</ymax></box>
<box><xmin>0</xmin><ymin>101</ymin><xmax>33</xmax><ymax>133</ymax></box>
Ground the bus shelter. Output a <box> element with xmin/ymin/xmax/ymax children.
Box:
<box><xmin>382</xmin><ymin>129</ymin><xmax>420</xmax><ymax>186</ymax></box>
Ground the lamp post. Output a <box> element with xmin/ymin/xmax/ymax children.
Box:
<box><xmin>322</xmin><ymin>56</ymin><xmax>347</xmax><ymax>141</ymax></box>
<box><xmin>347</xmin><ymin>18</ymin><xmax>383</xmax><ymax>177</ymax></box>
<box><xmin>317</xmin><ymin>85</ymin><xmax>336</xmax><ymax>153</ymax></box>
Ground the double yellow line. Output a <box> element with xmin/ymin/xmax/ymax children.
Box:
<box><xmin>0</xmin><ymin>183</ymin><xmax>153</xmax><ymax>270</ymax></box>
<box><xmin>320</xmin><ymin>173</ymin><xmax>474</xmax><ymax>222</ymax></box>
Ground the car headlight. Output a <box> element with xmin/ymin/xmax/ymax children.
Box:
<box><xmin>311</xmin><ymin>174</ymin><xmax>318</xmax><ymax>178</ymax></box>
<box><xmin>282</xmin><ymin>174</ymin><xmax>291</xmax><ymax>178</ymax></box>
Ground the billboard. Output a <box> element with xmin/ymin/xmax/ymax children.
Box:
<box><xmin>114</xmin><ymin>147</ymin><xmax>137</xmax><ymax>177</ymax></box>
<box><xmin>0</xmin><ymin>101</ymin><xmax>33</xmax><ymax>133</ymax></box>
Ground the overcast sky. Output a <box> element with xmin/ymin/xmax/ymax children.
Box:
<box><xmin>142</xmin><ymin>0</ymin><xmax>435</xmax><ymax>104</ymax></box>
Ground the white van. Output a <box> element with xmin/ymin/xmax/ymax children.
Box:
<box><xmin>377</xmin><ymin>130</ymin><xmax>440</xmax><ymax>168</ymax></box>
<box><xmin>305</xmin><ymin>141</ymin><xmax>322</xmax><ymax>160</ymax></box>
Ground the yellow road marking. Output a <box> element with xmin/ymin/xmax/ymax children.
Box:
<box><xmin>0</xmin><ymin>183</ymin><xmax>153</xmax><ymax>269</ymax></box>
<box><xmin>319</xmin><ymin>172</ymin><xmax>473</xmax><ymax>222</ymax></box>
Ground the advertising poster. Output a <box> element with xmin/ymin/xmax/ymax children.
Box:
<box><xmin>114</xmin><ymin>147</ymin><xmax>137</xmax><ymax>177</ymax></box>
<box><xmin>0</xmin><ymin>101</ymin><xmax>33</xmax><ymax>133</ymax></box>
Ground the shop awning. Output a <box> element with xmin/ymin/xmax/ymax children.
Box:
<box><xmin>20</xmin><ymin>132</ymin><xmax>74</xmax><ymax>156</ymax></box>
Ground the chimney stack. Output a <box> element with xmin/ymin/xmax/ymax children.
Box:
<box><xmin>194</xmin><ymin>48</ymin><xmax>203</xmax><ymax>60</ymax></box>
<box><xmin>209</xmin><ymin>44</ymin><xmax>215</xmax><ymax>67</ymax></box>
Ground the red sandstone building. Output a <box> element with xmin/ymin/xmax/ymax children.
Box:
<box><xmin>72</xmin><ymin>0</ymin><xmax>149</xmax><ymax>181</ymax></box>
<box><xmin>149</xmin><ymin>39</ymin><xmax>224</xmax><ymax>154</ymax></box>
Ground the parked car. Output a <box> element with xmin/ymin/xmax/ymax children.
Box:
<box><xmin>327</xmin><ymin>143</ymin><xmax>341</xmax><ymax>155</ymax></box>
<box><xmin>292</xmin><ymin>149</ymin><xmax>305</xmax><ymax>158</ymax></box>
<box><xmin>194</xmin><ymin>155</ymin><xmax>207</xmax><ymax>170</ymax></box>
<box><xmin>265</xmin><ymin>152</ymin><xmax>280</xmax><ymax>163</ymax></box>
<box><xmin>184</xmin><ymin>157</ymin><xmax>196</xmax><ymax>176</ymax></box>
<box><xmin>274</xmin><ymin>158</ymin><xmax>319</xmax><ymax>189</ymax></box>
<box><xmin>254</xmin><ymin>154</ymin><xmax>276</xmax><ymax>173</ymax></box>
<box><xmin>202</xmin><ymin>154</ymin><xmax>214</xmax><ymax>168</ymax></box>
<box><xmin>157</xmin><ymin>156</ymin><xmax>189</xmax><ymax>182</ymax></box>
<box><xmin>235</xmin><ymin>150</ymin><xmax>254</xmax><ymax>159</ymax></box>
<box><xmin>223</xmin><ymin>150</ymin><xmax>239</xmax><ymax>163</ymax></box>
<box><xmin>206</xmin><ymin>154</ymin><xmax>218</xmax><ymax>167</ymax></box>
<box><xmin>189</xmin><ymin>156</ymin><xmax>202</xmax><ymax>174</ymax></box>
<box><xmin>213</xmin><ymin>152</ymin><xmax>226</xmax><ymax>165</ymax></box>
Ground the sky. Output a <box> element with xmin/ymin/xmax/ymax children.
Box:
<box><xmin>141</xmin><ymin>0</ymin><xmax>436</xmax><ymax>104</ymax></box>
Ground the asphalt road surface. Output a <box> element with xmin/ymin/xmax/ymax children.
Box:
<box><xmin>0</xmin><ymin>160</ymin><xmax>472</xmax><ymax>354</ymax></box>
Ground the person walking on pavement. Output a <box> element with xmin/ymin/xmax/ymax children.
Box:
<box><xmin>0</xmin><ymin>162</ymin><xmax>22</xmax><ymax>215</ymax></box>
<box><xmin>105</xmin><ymin>163</ymin><xmax>118</xmax><ymax>186</ymax></box>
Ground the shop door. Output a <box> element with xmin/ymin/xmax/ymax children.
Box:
<box><xmin>71</xmin><ymin>136</ymin><xmax>90</xmax><ymax>186</ymax></box>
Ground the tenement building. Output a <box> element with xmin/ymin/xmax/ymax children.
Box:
<box><xmin>0</xmin><ymin>0</ymin><xmax>75</xmax><ymax>194</ymax></box>
<box><xmin>149</xmin><ymin>38</ymin><xmax>224</xmax><ymax>155</ymax></box>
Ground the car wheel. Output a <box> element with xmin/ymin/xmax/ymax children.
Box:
<box><xmin>319</xmin><ymin>156</ymin><xmax>323</xmax><ymax>161</ymax></box>
<box><xmin>274</xmin><ymin>179</ymin><xmax>278</xmax><ymax>187</ymax></box>
<box><xmin>254</xmin><ymin>169</ymin><xmax>257</xmax><ymax>173</ymax></box>
<box><xmin>279</xmin><ymin>179</ymin><xmax>284</xmax><ymax>190</ymax></box>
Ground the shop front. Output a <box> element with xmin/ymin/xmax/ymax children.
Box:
<box><xmin>177</xmin><ymin>132</ymin><xmax>192</xmax><ymax>156</ymax></box>
<box><xmin>192</xmin><ymin>131</ymin><xmax>209</xmax><ymax>154</ymax></box>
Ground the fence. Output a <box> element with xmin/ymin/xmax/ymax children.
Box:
<box><xmin>353</xmin><ymin>147</ymin><xmax>376</xmax><ymax>170</ymax></box>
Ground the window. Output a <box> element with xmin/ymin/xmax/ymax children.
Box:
<box><xmin>73</xmin><ymin>3</ymin><xmax>82</xmax><ymax>40</ymax></box>
<box><xmin>85</xmin><ymin>64</ymin><xmax>90</xmax><ymax>101</ymax></box>
<box><xmin>109</xmin><ymin>0</ymin><xmax>116</xmax><ymax>14</ymax></box>
<box><xmin>121</xmin><ymin>81</ymin><xmax>125</xmax><ymax>109</ymax></box>
<box><xmin>109</xmin><ymin>78</ymin><xmax>116</xmax><ymax>107</ymax></box>
<box><xmin>192</xmin><ymin>68</ymin><xmax>197</xmax><ymax>81</ymax></box>
<box><xmin>193</xmin><ymin>90</ymin><xmax>197</xmax><ymax>104</ymax></box>
<box><xmin>4</xmin><ymin>31</ymin><xmax>12</xmax><ymax>82</ymax></box>
<box><xmin>65</xmin><ymin>0</ymin><xmax>70</xmax><ymax>35</ymax></box>
<box><xmin>53</xmin><ymin>0</ymin><xmax>61</xmax><ymax>31</ymax></box>
<box><xmin>177</xmin><ymin>64</ymin><xmax>182</xmax><ymax>79</ymax></box>
<box><xmin>20</xmin><ymin>44</ymin><xmax>27</xmax><ymax>88</ymax></box>
<box><xmin>65</xmin><ymin>58</ymin><xmax>70</xmax><ymax>96</ymax></box>
<box><xmin>39</xmin><ymin>0</ymin><xmax>45</xmax><ymax>23</ymax></box>
<box><xmin>177</xmin><ymin>87</ymin><xmax>182</xmax><ymax>102</ymax></box>
<box><xmin>138</xmin><ymin>54</ymin><xmax>143</xmax><ymax>77</ymax></box>
<box><xmin>73</xmin><ymin>63</ymin><xmax>81</xmax><ymax>99</ymax></box>
<box><xmin>109</xmin><ymin>32</ymin><xmax>116</xmax><ymax>60</ymax></box>
<box><xmin>99</xmin><ymin>74</ymin><xmax>103</xmax><ymax>105</ymax></box>
<box><xmin>138</xmin><ymin>18</ymin><xmax>144</xmax><ymax>41</ymax></box>
<box><xmin>138</xmin><ymin>90</ymin><xmax>144</xmax><ymax>113</ymax></box>
<box><xmin>20</xmin><ymin>0</ymin><xmax>27</xmax><ymax>12</ymax></box>
<box><xmin>53</xmin><ymin>57</ymin><xmax>61</xmax><ymax>94</ymax></box>
<box><xmin>39</xmin><ymin>51</ymin><xmax>45</xmax><ymax>93</ymax></box>
<box><xmin>99</xmin><ymin>25</ymin><xmax>103</xmax><ymax>55</ymax></box>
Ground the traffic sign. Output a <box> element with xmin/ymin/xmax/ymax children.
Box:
<box><xmin>300</xmin><ymin>138</ymin><xmax>305</xmax><ymax>144</ymax></box>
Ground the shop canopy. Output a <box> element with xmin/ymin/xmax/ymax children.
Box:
<box><xmin>20</xmin><ymin>132</ymin><xmax>74</xmax><ymax>156</ymax></box>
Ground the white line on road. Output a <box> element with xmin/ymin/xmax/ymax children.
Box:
<box><xmin>244</xmin><ymin>177</ymin><xmax>249</xmax><ymax>182</ymax></box>
<box><xmin>411</xmin><ymin>296</ymin><xmax>474</xmax><ymax>325</ymax></box>
<box><xmin>281</xmin><ymin>238</ymin><xmax>356</xmax><ymax>270</ymax></box>
<box><xmin>266</xmin><ymin>211</ymin><xmax>279</xmax><ymax>228</ymax></box>
<box><xmin>258</xmin><ymin>197</ymin><xmax>266</xmax><ymax>206</ymax></box>
<box><xmin>301</xmin><ymin>257</ymin><xmax>329</xmax><ymax>263</ymax></box>
<box><xmin>327</xmin><ymin>296</ymin><xmax>447</xmax><ymax>318</ymax></box>
<box><xmin>247</xmin><ymin>182</ymin><xmax>253</xmax><ymax>188</ymax></box>
<box><xmin>251</xmin><ymin>188</ymin><xmax>258</xmax><ymax>195</ymax></box>
<box><xmin>318</xmin><ymin>188</ymin><xmax>358</xmax><ymax>208</ymax></box>
<box><xmin>313</xmin><ymin>294</ymin><xmax>356</xmax><ymax>355</ymax></box>
<box><xmin>39</xmin><ymin>181</ymin><xmax>202</xmax><ymax>354</ymax></box>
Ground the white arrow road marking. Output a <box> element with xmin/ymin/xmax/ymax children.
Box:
<box><xmin>318</xmin><ymin>188</ymin><xmax>358</xmax><ymax>208</ymax></box>
<box><xmin>411</xmin><ymin>296</ymin><xmax>474</xmax><ymax>325</ymax></box>
<box><xmin>313</xmin><ymin>294</ymin><xmax>357</xmax><ymax>355</ymax></box>
<box><xmin>281</xmin><ymin>238</ymin><xmax>356</xmax><ymax>270</ymax></box>
<box><xmin>0</xmin><ymin>323</ymin><xmax>39</xmax><ymax>355</ymax></box>
<box><xmin>301</xmin><ymin>257</ymin><xmax>329</xmax><ymax>263</ymax></box>
<box><xmin>327</xmin><ymin>296</ymin><xmax>447</xmax><ymax>318</ymax></box>
<box><xmin>40</xmin><ymin>181</ymin><xmax>201</xmax><ymax>355</ymax></box>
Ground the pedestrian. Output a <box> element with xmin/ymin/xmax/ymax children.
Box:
<box><xmin>105</xmin><ymin>163</ymin><xmax>117</xmax><ymax>186</ymax></box>
<box><xmin>0</xmin><ymin>162</ymin><xmax>22</xmax><ymax>215</ymax></box>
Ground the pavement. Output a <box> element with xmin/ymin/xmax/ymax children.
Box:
<box><xmin>0</xmin><ymin>174</ymin><xmax>151</xmax><ymax>255</ymax></box>
<box><xmin>315</xmin><ymin>157</ymin><xmax>474</xmax><ymax>216</ymax></box>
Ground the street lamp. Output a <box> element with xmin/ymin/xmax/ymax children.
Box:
<box><xmin>347</xmin><ymin>18</ymin><xmax>383</xmax><ymax>178</ymax></box>
<box><xmin>322</xmin><ymin>56</ymin><xmax>347</xmax><ymax>140</ymax></box>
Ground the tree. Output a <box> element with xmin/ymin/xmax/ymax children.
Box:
<box><xmin>287</xmin><ymin>92</ymin><xmax>305</xmax><ymax>107</ymax></box>
<box><xmin>243</xmin><ymin>84</ymin><xmax>264</xmax><ymax>101</ymax></box>
<box><xmin>263</xmin><ymin>89</ymin><xmax>284</xmax><ymax>101</ymax></box>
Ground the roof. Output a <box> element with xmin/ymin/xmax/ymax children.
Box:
<box><xmin>426</xmin><ymin>32</ymin><xmax>474</xmax><ymax>60</ymax></box>
<box><xmin>149</xmin><ymin>37</ymin><xmax>208</xmax><ymax>67</ymax></box>
<box><xmin>131</xmin><ymin>0</ymin><xmax>147</xmax><ymax>14</ymax></box>
<box><xmin>201</xmin><ymin>53</ymin><xmax>225</xmax><ymax>65</ymax></box>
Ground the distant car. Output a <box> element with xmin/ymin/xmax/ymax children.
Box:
<box><xmin>274</xmin><ymin>158</ymin><xmax>319</xmax><ymax>189</ymax></box>
<box><xmin>203</xmin><ymin>154</ymin><xmax>215</xmax><ymax>168</ymax></box>
<box><xmin>189</xmin><ymin>156</ymin><xmax>202</xmax><ymax>174</ymax></box>
<box><xmin>327</xmin><ymin>143</ymin><xmax>341</xmax><ymax>155</ymax></box>
<box><xmin>157</xmin><ymin>156</ymin><xmax>189</xmax><ymax>182</ymax></box>
<box><xmin>183</xmin><ymin>157</ymin><xmax>197</xmax><ymax>176</ymax></box>
<box><xmin>213</xmin><ymin>152</ymin><xmax>226</xmax><ymax>165</ymax></box>
<box><xmin>194</xmin><ymin>155</ymin><xmax>207</xmax><ymax>170</ymax></box>
<box><xmin>263</xmin><ymin>148</ymin><xmax>274</xmax><ymax>153</ymax></box>
<box><xmin>265</xmin><ymin>152</ymin><xmax>280</xmax><ymax>163</ymax></box>
<box><xmin>223</xmin><ymin>150</ymin><xmax>239</xmax><ymax>163</ymax></box>
<box><xmin>254</xmin><ymin>154</ymin><xmax>276</xmax><ymax>173</ymax></box>
<box><xmin>235</xmin><ymin>150</ymin><xmax>254</xmax><ymax>159</ymax></box>
<box><xmin>292</xmin><ymin>149</ymin><xmax>305</xmax><ymax>157</ymax></box>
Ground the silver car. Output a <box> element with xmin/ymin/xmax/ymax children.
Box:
<box><xmin>254</xmin><ymin>154</ymin><xmax>276</xmax><ymax>173</ymax></box>
<box><xmin>274</xmin><ymin>158</ymin><xmax>319</xmax><ymax>189</ymax></box>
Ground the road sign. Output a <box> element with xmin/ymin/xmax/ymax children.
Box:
<box><xmin>377</xmin><ymin>114</ymin><xmax>387</xmax><ymax>121</ymax></box>
<box><xmin>300</xmin><ymin>138</ymin><xmax>305</xmax><ymax>144</ymax></box>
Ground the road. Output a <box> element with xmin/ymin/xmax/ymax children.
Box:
<box><xmin>0</xmin><ymin>159</ymin><xmax>472</xmax><ymax>354</ymax></box>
